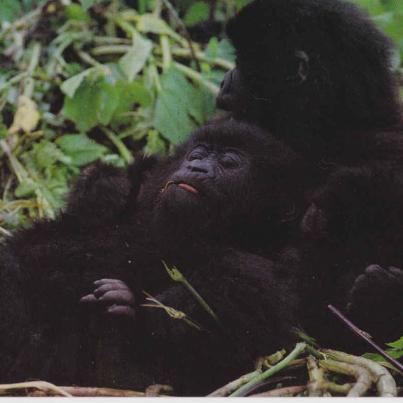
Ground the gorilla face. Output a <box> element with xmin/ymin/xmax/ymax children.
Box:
<box><xmin>148</xmin><ymin>120</ymin><xmax>307</xmax><ymax>248</ymax></box>
<box><xmin>161</xmin><ymin>142</ymin><xmax>250</xmax><ymax>207</ymax></box>
<box><xmin>154</xmin><ymin>128</ymin><xmax>253</xmax><ymax>234</ymax></box>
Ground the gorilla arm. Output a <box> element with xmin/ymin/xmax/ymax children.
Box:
<box><xmin>66</xmin><ymin>155</ymin><xmax>158</xmax><ymax>224</ymax></box>
<box><xmin>82</xmin><ymin>249</ymin><xmax>300</xmax><ymax>394</ymax></box>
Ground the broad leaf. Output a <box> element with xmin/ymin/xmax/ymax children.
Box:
<box><xmin>153</xmin><ymin>68</ymin><xmax>207</xmax><ymax>144</ymax></box>
<box><xmin>0</xmin><ymin>0</ymin><xmax>21</xmax><ymax>22</ymax></box>
<box><xmin>61</xmin><ymin>69</ymin><xmax>93</xmax><ymax>98</ymax></box>
<box><xmin>137</xmin><ymin>14</ymin><xmax>175</xmax><ymax>36</ymax></box>
<box><xmin>118</xmin><ymin>35</ymin><xmax>152</xmax><ymax>82</ymax></box>
<box><xmin>56</xmin><ymin>134</ymin><xmax>107</xmax><ymax>167</ymax></box>
<box><xmin>184</xmin><ymin>2</ymin><xmax>210</xmax><ymax>27</ymax></box>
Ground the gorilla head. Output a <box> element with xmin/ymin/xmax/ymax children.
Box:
<box><xmin>217</xmin><ymin>0</ymin><xmax>401</xmax><ymax>160</ymax></box>
<box><xmin>137</xmin><ymin>120</ymin><xmax>308</xmax><ymax>253</ymax></box>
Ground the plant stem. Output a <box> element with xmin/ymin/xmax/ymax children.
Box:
<box><xmin>323</xmin><ymin>349</ymin><xmax>397</xmax><ymax>397</ymax></box>
<box><xmin>0</xmin><ymin>381</ymin><xmax>71</xmax><ymax>397</ymax></box>
<box><xmin>171</xmin><ymin>48</ymin><xmax>234</xmax><ymax>70</ymax></box>
<box><xmin>328</xmin><ymin>304</ymin><xmax>403</xmax><ymax>373</ymax></box>
<box><xmin>307</xmin><ymin>356</ymin><xmax>326</xmax><ymax>396</ymax></box>
<box><xmin>160</xmin><ymin>0</ymin><xmax>201</xmax><ymax>72</ymax></box>
<box><xmin>102</xmin><ymin>127</ymin><xmax>134</xmax><ymax>165</ymax></box>
<box><xmin>320</xmin><ymin>358</ymin><xmax>372</xmax><ymax>397</ymax></box>
<box><xmin>174</xmin><ymin>62</ymin><xmax>219</xmax><ymax>95</ymax></box>
<box><xmin>162</xmin><ymin>262</ymin><xmax>222</xmax><ymax>327</ymax></box>
<box><xmin>230</xmin><ymin>342</ymin><xmax>306</xmax><ymax>397</ymax></box>
<box><xmin>208</xmin><ymin>370</ymin><xmax>261</xmax><ymax>396</ymax></box>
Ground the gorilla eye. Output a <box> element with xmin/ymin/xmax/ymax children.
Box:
<box><xmin>187</xmin><ymin>145</ymin><xmax>208</xmax><ymax>161</ymax></box>
<box><xmin>220</xmin><ymin>151</ymin><xmax>242</xmax><ymax>168</ymax></box>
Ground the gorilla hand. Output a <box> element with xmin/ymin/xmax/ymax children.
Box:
<box><xmin>347</xmin><ymin>265</ymin><xmax>403</xmax><ymax>341</ymax></box>
<box><xmin>80</xmin><ymin>278</ymin><xmax>136</xmax><ymax>319</ymax></box>
<box><xmin>301</xmin><ymin>167</ymin><xmax>375</xmax><ymax>238</ymax></box>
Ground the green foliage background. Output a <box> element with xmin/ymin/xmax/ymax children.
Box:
<box><xmin>0</xmin><ymin>0</ymin><xmax>402</xmax><ymax>235</ymax></box>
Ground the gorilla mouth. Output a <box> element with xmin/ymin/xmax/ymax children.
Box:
<box><xmin>177</xmin><ymin>183</ymin><xmax>199</xmax><ymax>195</ymax></box>
<box><xmin>161</xmin><ymin>181</ymin><xmax>199</xmax><ymax>195</ymax></box>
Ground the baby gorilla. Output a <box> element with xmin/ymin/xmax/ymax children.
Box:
<box><xmin>0</xmin><ymin>120</ymin><xmax>308</xmax><ymax>394</ymax></box>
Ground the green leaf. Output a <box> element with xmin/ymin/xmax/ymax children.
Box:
<box><xmin>63</xmin><ymin>74</ymin><xmax>121</xmax><ymax>131</ymax></box>
<box><xmin>79</xmin><ymin>0</ymin><xmax>99</xmax><ymax>11</ymax></box>
<box><xmin>112</xmin><ymin>80</ymin><xmax>152</xmax><ymax>121</ymax></box>
<box><xmin>153</xmin><ymin>68</ymin><xmax>204</xmax><ymax>144</ymax></box>
<box><xmin>362</xmin><ymin>352</ymin><xmax>384</xmax><ymax>362</ymax></box>
<box><xmin>386</xmin><ymin>336</ymin><xmax>403</xmax><ymax>349</ymax></box>
<box><xmin>235</xmin><ymin>0</ymin><xmax>253</xmax><ymax>11</ymax></box>
<box><xmin>96</xmin><ymin>78</ymin><xmax>120</xmax><ymax>126</ymax></box>
<box><xmin>137</xmin><ymin>14</ymin><xmax>175</xmax><ymax>36</ymax></box>
<box><xmin>118</xmin><ymin>35</ymin><xmax>152</xmax><ymax>82</ymax></box>
<box><xmin>205</xmin><ymin>38</ymin><xmax>235</xmax><ymax>62</ymax></box>
<box><xmin>352</xmin><ymin>0</ymin><xmax>384</xmax><ymax>15</ymax></box>
<box><xmin>31</xmin><ymin>141</ymin><xmax>71</xmax><ymax>169</ymax></box>
<box><xmin>0</xmin><ymin>0</ymin><xmax>21</xmax><ymax>23</ymax></box>
<box><xmin>61</xmin><ymin>69</ymin><xmax>94</xmax><ymax>98</ymax></box>
<box><xmin>184</xmin><ymin>2</ymin><xmax>210</xmax><ymax>27</ymax></box>
<box><xmin>15</xmin><ymin>181</ymin><xmax>36</xmax><ymax>198</ymax></box>
<box><xmin>56</xmin><ymin>134</ymin><xmax>107</xmax><ymax>167</ymax></box>
<box><xmin>144</xmin><ymin>130</ymin><xmax>166</xmax><ymax>155</ymax></box>
<box><xmin>65</xmin><ymin>4</ymin><xmax>91</xmax><ymax>22</ymax></box>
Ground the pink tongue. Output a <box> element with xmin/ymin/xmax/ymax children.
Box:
<box><xmin>178</xmin><ymin>183</ymin><xmax>199</xmax><ymax>194</ymax></box>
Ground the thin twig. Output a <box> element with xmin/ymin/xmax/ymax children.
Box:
<box><xmin>163</xmin><ymin>261</ymin><xmax>222</xmax><ymax>328</ymax></box>
<box><xmin>62</xmin><ymin>386</ymin><xmax>144</xmax><ymax>397</ymax></box>
<box><xmin>0</xmin><ymin>381</ymin><xmax>71</xmax><ymax>397</ymax></box>
<box><xmin>328</xmin><ymin>304</ymin><xmax>403</xmax><ymax>373</ymax></box>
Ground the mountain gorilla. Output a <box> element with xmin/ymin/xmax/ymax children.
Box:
<box><xmin>0</xmin><ymin>120</ymin><xmax>310</xmax><ymax>394</ymax></box>
<box><xmin>217</xmin><ymin>0</ymin><xmax>403</xmax><ymax>342</ymax></box>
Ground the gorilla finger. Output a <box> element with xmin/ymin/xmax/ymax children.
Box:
<box><xmin>99</xmin><ymin>290</ymin><xmax>135</xmax><ymax>305</ymax></box>
<box><xmin>364</xmin><ymin>265</ymin><xmax>392</xmax><ymax>283</ymax></box>
<box><xmin>388</xmin><ymin>267</ymin><xmax>403</xmax><ymax>284</ymax></box>
<box><xmin>80</xmin><ymin>294</ymin><xmax>98</xmax><ymax>304</ymax></box>
<box><xmin>94</xmin><ymin>283</ymin><xmax>127</xmax><ymax>298</ymax></box>
<box><xmin>351</xmin><ymin>273</ymin><xmax>369</xmax><ymax>291</ymax></box>
<box><xmin>106</xmin><ymin>305</ymin><xmax>135</xmax><ymax>319</ymax></box>
<box><xmin>94</xmin><ymin>279</ymin><xmax>126</xmax><ymax>286</ymax></box>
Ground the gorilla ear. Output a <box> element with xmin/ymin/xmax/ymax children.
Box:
<box><xmin>290</xmin><ymin>50</ymin><xmax>310</xmax><ymax>85</ymax></box>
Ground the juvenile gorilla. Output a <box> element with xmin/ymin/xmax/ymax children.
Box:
<box><xmin>0</xmin><ymin>121</ymin><xmax>309</xmax><ymax>394</ymax></box>
<box><xmin>217</xmin><ymin>0</ymin><xmax>403</xmax><ymax>340</ymax></box>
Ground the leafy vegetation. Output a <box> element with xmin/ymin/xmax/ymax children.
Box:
<box><xmin>0</xmin><ymin>0</ymin><xmax>401</xmax><ymax>233</ymax></box>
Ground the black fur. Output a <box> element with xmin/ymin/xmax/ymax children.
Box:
<box><xmin>217</xmin><ymin>0</ymin><xmax>403</xmax><ymax>342</ymax></box>
<box><xmin>0</xmin><ymin>121</ymin><xmax>308</xmax><ymax>394</ymax></box>
<box><xmin>218</xmin><ymin>0</ymin><xmax>401</xmax><ymax>162</ymax></box>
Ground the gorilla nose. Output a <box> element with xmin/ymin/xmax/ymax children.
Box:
<box><xmin>187</xmin><ymin>160</ymin><xmax>211</xmax><ymax>176</ymax></box>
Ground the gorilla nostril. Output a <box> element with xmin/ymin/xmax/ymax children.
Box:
<box><xmin>188</xmin><ymin>165</ymin><xmax>208</xmax><ymax>174</ymax></box>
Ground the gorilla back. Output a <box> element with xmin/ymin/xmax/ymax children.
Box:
<box><xmin>217</xmin><ymin>0</ymin><xmax>402</xmax><ymax>162</ymax></box>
